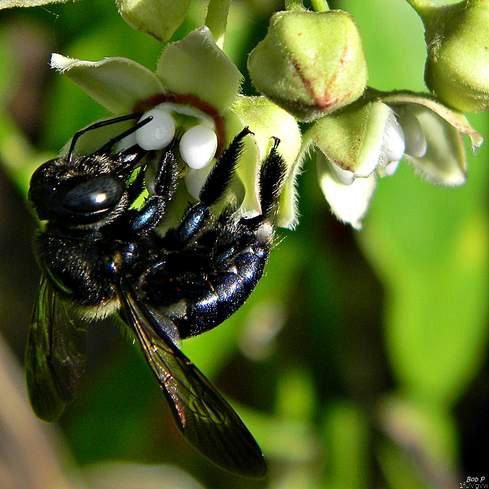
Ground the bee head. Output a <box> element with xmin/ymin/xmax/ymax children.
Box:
<box><xmin>29</xmin><ymin>156</ymin><xmax>127</xmax><ymax>227</ymax></box>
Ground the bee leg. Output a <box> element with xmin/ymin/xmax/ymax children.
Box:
<box><xmin>177</xmin><ymin>142</ymin><xmax>287</xmax><ymax>337</ymax></box>
<box><xmin>164</xmin><ymin>127</ymin><xmax>252</xmax><ymax>249</ymax></box>
<box><xmin>126</xmin><ymin>148</ymin><xmax>178</xmax><ymax>235</ymax></box>
<box><xmin>241</xmin><ymin>137</ymin><xmax>287</xmax><ymax>230</ymax></box>
<box><xmin>126</xmin><ymin>166</ymin><xmax>147</xmax><ymax>203</ymax></box>
<box><xmin>152</xmin><ymin>141</ymin><xmax>287</xmax><ymax>338</ymax></box>
<box><xmin>199</xmin><ymin>126</ymin><xmax>252</xmax><ymax>206</ymax></box>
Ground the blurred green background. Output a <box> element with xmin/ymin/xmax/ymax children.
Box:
<box><xmin>0</xmin><ymin>1</ymin><xmax>487</xmax><ymax>488</ymax></box>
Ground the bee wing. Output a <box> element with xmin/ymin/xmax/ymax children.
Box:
<box><xmin>119</xmin><ymin>284</ymin><xmax>266</xmax><ymax>477</ymax></box>
<box><xmin>25</xmin><ymin>276</ymin><xmax>86</xmax><ymax>421</ymax></box>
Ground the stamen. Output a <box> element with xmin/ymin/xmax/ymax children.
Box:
<box><xmin>180</xmin><ymin>124</ymin><xmax>218</xmax><ymax>170</ymax></box>
<box><xmin>135</xmin><ymin>107</ymin><xmax>175</xmax><ymax>150</ymax></box>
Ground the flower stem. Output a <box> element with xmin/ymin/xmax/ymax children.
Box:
<box><xmin>205</xmin><ymin>0</ymin><xmax>231</xmax><ymax>49</ymax></box>
<box><xmin>310</xmin><ymin>0</ymin><xmax>330</xmax><ymax>12</ymax></box>
<box><xmin>285</xmin><ymin>0</ymin><xmax>305</xmax><ymax>11</ymax></box>
<box><xmin>405</xmin><ymin>0</ymin><xmax>437</xmax><ymax>20</ymax></box>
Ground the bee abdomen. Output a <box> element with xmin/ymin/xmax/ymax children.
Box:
<box><xmin>175</xmin><ymin>244</ymin><xmax>269</xmax><ymax>338</ymax></box>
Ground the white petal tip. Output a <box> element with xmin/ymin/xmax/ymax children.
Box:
<box><xmin>384</xmin><ymin>116</ymin><xmax>405</xmax><ymax>162</ymax></box>
<box><xmin>180</xmin><ymin>125</ymin><xmax>218</xmax><ymax>170</ymax></box>
<box><xmin>319</xmin><ymin>172</ymin><xmax>376</xmax><ymax>229</ymax></box>
<box><xmin>50</xmin><ymin>53</ymin><xmax>71</xmax><ymax>71</ymax></box>
<box><xmin>378</xmin><ymin>160</ymin><xmax>401</xmax><ymax>177</ymax></box>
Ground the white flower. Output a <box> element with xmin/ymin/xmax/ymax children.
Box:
<box><xmin>310</xmin><ymin>92</ymin><xmax>482</xmax><ymax>228</ymax></box>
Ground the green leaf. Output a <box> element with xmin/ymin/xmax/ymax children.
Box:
<box><xmin>378</xmin><ymin>396</ymin><xmax>458</xmax><ymax>489</ymax></box>
<box><xmin>361</xmin><ymin>115</ymin><xmax>489</xmax><ymax>404</ymax></box>
<box><xmin>276</xmin><ymin>367</ymin><xmax>315</xmax><ymax>421</ymax></box>
<box><xmin>322</xmin><ymin>402</ymin><xmax>369</xmax><ymax>489</ymax></box>
<box><xmin>346</xmin><ymin>0</ymin><xmax>489</xmax><ymax>405</ymax></box>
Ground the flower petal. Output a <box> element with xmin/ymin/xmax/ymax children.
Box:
<box><xmin>382</xmin><ymin>92</ymin><xmax>483</xmax><ymax>150</ymax></box>
<box><xmin>156</xmin><ymin>27</ymin><xmax>242</xmax><ymax>112</ymax></box>
<box><xmin>223</xmin><ymin>108</ymin><xmax>261</xmax><ymax>218</ymax></box>
<box><xmin>0</xmin><ymin>0</ymin><xmax>68</xmax><ymax>8</ymax></box>
<box><xmin>50</xmin><ymin>53</ymin><xmax>165</xmax><ymax>114</ymax></box>
<box><xmin>115</xmin><ymin>0</ymin><xmax>191</xmax><ymax>43</ymax></box>
<box><xmin>317</xmin><ymin>153</ymin><xmax>376</xmax><ymax>229</ymax></box>
<box><xmin>397</xmin><ymin>104</ymin><xmax>467</xmax><ymax>186</ymax></box>
<box><xmin>230</xmin><ymin>96</ymin><xmax>302</xmax><ymax>228</ymax></box>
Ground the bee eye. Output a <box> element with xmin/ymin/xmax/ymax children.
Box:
<box><xmin>62</xmin><ymin>175</ymin><xmax>123</xmax><ymax>214</ymax></box>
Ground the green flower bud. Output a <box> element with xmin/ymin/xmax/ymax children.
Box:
<box><xmin>1</xmin><ymin>0</ymin><xmax>190</xmax><ymax>43</ymax></box>
<box><xmin>115</xmin><ymin>0</ymin><xmax>191</xmax><ymax>42</ymax></box>
<box><xmin>420</xmin><ymin>0</ymin><xmax>489</xmax><ymax>112</ymax></box>
<box><xmin>247</xmin><ymin>9</ymin><xmax>368</xmax><ymax>122</ymax></box>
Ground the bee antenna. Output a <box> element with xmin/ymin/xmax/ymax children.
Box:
<box><xmin>67</xmin><ymin>113</ymin><xmax>142</xmax><ymax>163</ymax></box>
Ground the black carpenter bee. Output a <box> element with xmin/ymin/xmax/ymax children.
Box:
<box><xmin>26</xmin><ymin>112</ymin><xmax>286</xmax><ymax>477</ymax></box>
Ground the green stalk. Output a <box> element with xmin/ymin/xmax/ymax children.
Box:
<box><xmin>405</xmin><ymin>0</ymin><xmax>437</xmax><ymax>20</ymax></box>
<box><xmin>310</xmin><ymin>0</ymin><xmax>330</xmax><ymax>12</ymax></box>
<box><xmin>205</xmin><ymin>0</ymin><xmax>231</xmax><ymax>49</ymax></box>
<box><xmin>285</xmin><ymin>0</ymin><xmax>305</xmax><ymax>11</ymax></box>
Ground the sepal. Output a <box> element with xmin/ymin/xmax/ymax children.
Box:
<box><xmin>309</xmin><ymin>100</ymin><xmax>396</xmax><ymax>178</ymax></box>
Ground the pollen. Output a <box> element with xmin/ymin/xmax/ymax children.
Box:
<box><xmin>136</xmin><ymin>106</ymin><xmax>176</xmax><ymax>150</ymax></box>
<box><xmin>179</xmin><ymin>124</ymin><xmax>218</xmax><ymax>170</ymax></box>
